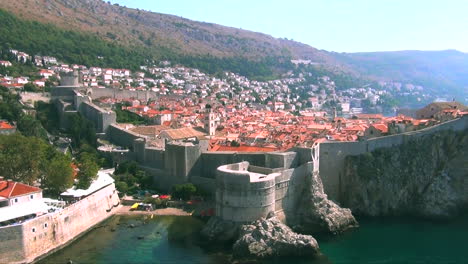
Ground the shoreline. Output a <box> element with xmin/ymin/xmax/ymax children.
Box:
<box><xmin>115</xmin><ymin>205</ymin><xmax>193</xmax><ymax>216</ymax></box>
<box><xmin>32</xmin><ymin>205</ymin><xmax>122</xmax><ymax>264</ymax></box>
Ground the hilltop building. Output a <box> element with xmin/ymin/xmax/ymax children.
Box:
<box><xmin>416</xmin><ymin>101</ymin><xmax>467</xmax><ymax>119</ymax></box>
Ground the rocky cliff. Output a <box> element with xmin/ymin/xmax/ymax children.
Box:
<box><xmin>342</xmin><ymin>129</ymin><xmax>468</xmax><ymax>218</ymax></box>
<box><xmin>232</xmin><ymin>213</ymin><xmax>319</xmax><ymax>260</ymax></box>
<box><xmin>296</xmin><ymin>169</ymin><xmax>358</xmax><ymax>234</ymax></box>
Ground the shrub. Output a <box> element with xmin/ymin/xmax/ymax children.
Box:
<box><xmin>172</xmin><ymin>183</ymin><xmax>197</xmax><ymax>201</ymax></box>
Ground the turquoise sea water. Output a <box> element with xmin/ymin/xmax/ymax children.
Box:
<box><xmin>39</xmin><ymin>215</ymin><xmax>468</xmax><ymax>264</ymax></box>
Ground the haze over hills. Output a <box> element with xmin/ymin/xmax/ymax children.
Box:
<box><xmin>333</xmin><ymin>50</ymin><xmax>468</xmax><ymax>98</ymax></box>
<box><xmin>0</xmin><ymin>0</ymin><xmax>466</xmax><ymax>98</ymax></box>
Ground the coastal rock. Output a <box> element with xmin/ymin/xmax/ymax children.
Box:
<box><xmin>200</xmin><ymin>216</ymin><xmax>240</xmax><ymax>242</ymax></box>
<box><xmin>342</xmin><ymin>129</ymin><xmax>468</xmax><ymax>218</ymax></box>
<box><xmin>298</xmin><ymin>170</ymin><xmax>358</xmax><ymax>234</ymax></box>
<box><xmin>232</xmin><ymin>213</ymin><xmax>319</xmax><ymax>260</ymax></box>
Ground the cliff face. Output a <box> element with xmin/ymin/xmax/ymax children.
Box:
<box><xmin>342</xmin><ymin>129</ymin><xmax>468</xmax><ymax>218</ymax></box>
<box><xmin>296</xmin><ymin>168</ymin><xmax>358</xmax><ymax>234</ymax></box>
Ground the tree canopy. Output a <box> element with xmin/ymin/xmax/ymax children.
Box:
<box><xmin>0</xmin><ymin>134</ymin><xmax>73</xmax><ymax>195</ymax></box>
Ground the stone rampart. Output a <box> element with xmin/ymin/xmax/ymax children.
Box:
<box><xmin>0</xmin><ymin>184</ymin><xmax>120</xmax><ymax>264</ymax></box>
<box><xmin>0</xmin><ymin>224</ymin><xmax>24</xmax><ymax>263</ymax></box>
<box><xmin>216</xmin><ymin>162</ymin><xmax>277</xmax><ymax>222</ymax></box>
<box><xmin>275</xmin><ymin>162</ymin><xmax>311</xmax><ymax>221</ymax></box>
<box><xmin>107</xmin><ymin>124</ymin><xmax>144</xmax><ymax>149</ymax></box>
<box><xmin>214</xmin><ymin>159</ymin><xmax>314</xmax><ymax>224</ymax></box>
<box><xmin>78</xmin><ymin>101</ymin><xmax>116</xmax><ymax>133</ymax></box>
<box><xmin>89</xmin><ymin>88</ymin><xmax>159</xmax><ymax>101</ymax></box>
<box><xmin>320</xmin><ymin>116</ymin><xmax>468</xmax><ymax>203</ymax></box>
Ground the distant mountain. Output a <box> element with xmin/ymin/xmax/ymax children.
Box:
<box><xmin>332</xmin><ymin>50</ymin><xmax>468</xmax><ymax>97</ymax></box>
<box><xmin>0</xmin><ymin>0</ymin><xmax>466</xmax><ymax>98</ymax></box>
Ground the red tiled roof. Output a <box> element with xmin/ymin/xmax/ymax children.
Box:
<box><xmin>211</xmin><ymin>145</ymin><xmax>278</xmax><ymax>152</ymax></box>
<box><xmin>372</xmin><ymin>124</ymin><xmax>388</xmax><ymax>133</ymax></box>
<box><xmin>355</xmin><ymin>114</ymin><xmax>384</xmax><ymax>119</ymax></box>
<box><xmin>0</xmin><ymin>180</ymin><xmax>41</xmax><ymax>198</ymax></box>
<box><xmin>0</xmin><ymin>121</ymin><xmax>14</xmax><ymax>129</ymax></box>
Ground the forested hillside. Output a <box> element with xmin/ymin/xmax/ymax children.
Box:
<box><xmin>0</xmin><ymin>0</ymin><xmax>467</xmax><ymax>97</ymax></box>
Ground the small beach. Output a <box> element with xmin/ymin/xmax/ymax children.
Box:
<box><xmin>115</xmin><ymin>205</ymin><xmax>193</xmax><ymax>216</ymax></box>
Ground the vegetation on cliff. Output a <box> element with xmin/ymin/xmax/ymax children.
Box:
<box><xmin>114</xmin><ymin>103</ymin><xmax>148</xmax><ymax>125</ymax></box>
<box><xmin>0</xmin><ymin>86</ymin><xmax>49</xmax><ymax>140</ymax></box>
<box><xmin>112</xmin><ymin>160</ymin><xmax>152</xmax><ymax>195</ymax></box>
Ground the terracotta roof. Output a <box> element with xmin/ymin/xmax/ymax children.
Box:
<box><xmin>0</xmin><ymin>180</ymin><xmax>41</xmax><ymax>199</ymax></box>
<box><xmin>0</xmin><ymin>121</ymin><xmax>14</xmax><ymax>129</ymax></box>
<box><xmin>130</xmin><ymin>125</ymin><xmax>168</xmax><ymax>137</ymax></box>
<box><xmin>160</xmin><ymin>127</ymin><xmax>207</xmax><ymax>140</ymax></box>
<box><xmin>355</xmin><ymin>114</ymin><xmax>384</xmax><ymax>119</ymax></box>
<box><xmin>372</xmin><ymin>124</ymin><xmax>388</xmax><ymax>133</ymax></box>
<box><xmin>211</xmin><ymin>145</ymin><xmax>278</xmax><ymax>152</ymax></box>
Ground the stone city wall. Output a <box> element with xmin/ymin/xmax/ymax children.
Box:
<box><xmin>274</xmin><ymin>162</ymin><xmax>311</xmax><ymax>221</ymax></box>
<box><xmin>214</xmin><ymin>159</ymin><xmax>314</xmax><ymax>223</ymax></box>
<box><xmin>0</xmin><ymin>224</ymin><xmax>24</xmax><ymax>263</ymax></box>
<box><xmin>0</xmin><ymin>184</ymin><xmax>120</xmax><ymax>264</ymax></box>
<box><xmin>107</xmin><ymin>124</ymin><xmax>145</xmax><ymax>149</ymax></box>
<box><xmin>78</xmin><ymin>101</ymin><xmax>116</xmax><ymax>134</ymax></box>
<box><xmin>320</xmin><ymin>116</ymin><xmax>468</xmax><ymax>203</ymax></box>
<box><xmin>90</xmin><ymin>88</ymin><xmax>159</xmax><ymax>101</ymax></box>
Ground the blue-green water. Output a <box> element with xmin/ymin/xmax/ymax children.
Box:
<box><xmin>39</xmin><ymin>215</ymin><xmax>468</xmax><ymax>264</ymax></box>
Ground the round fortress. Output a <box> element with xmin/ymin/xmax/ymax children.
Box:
<box><xmin>215</xmin><ymin>161</ymin><xmax>278</xmax><ymax>222</ymax></box>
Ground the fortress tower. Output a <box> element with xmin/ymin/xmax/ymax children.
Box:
<box><xmin>50</xmin><ymin>71</ymin><xmax>82</xmax><ymax>101</ymax></box>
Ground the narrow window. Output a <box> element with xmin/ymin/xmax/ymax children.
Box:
<box><xmin>30</xmin><ymin>194</ymin><xmax>34</xmax><ymax>200</ymax></box>
<box><xmin>14</xmin><ymin>198</ymin><xmax>18</xmax><ymax>203</ymax></box>
<box><xmin>44</xmin><ymin>223</ymin><xmax>48</xmax><ymax>229</ymax></box>
<box><xmin>32</xmin><ymin>227</ymin><xmax>36</xmax><ymax>233</ymax></box>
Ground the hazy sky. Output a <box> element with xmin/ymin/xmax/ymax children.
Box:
<box><xmin>109</xmin><ymin>0</ymin><xmax>468</xmax><ymax>53</ymax></box>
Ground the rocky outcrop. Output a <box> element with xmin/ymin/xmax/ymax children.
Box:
<box><xmin>200</xmin><ymin>216</ymin><xmax>240</xmax><ymax>242</ymax></box>
<box><xmin>232</xmin><ymin>213</ymin><xmax>319</xmax><ymax>260</ymax></box>
<box><xmin>342</xmin><ymin>129</ymin><xmax>468</xmax><ymax>218</ymax></box>
<box><xmin>297</xmin><ymin>170</ymin><xmax>358</xmax><ymax>234</ymax></box>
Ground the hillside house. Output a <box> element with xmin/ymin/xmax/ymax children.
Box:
<box><xmin>0</xmin><ymin>120</ymin><xmax>16</xmax><ymax>135</ymax></box>
<box><xmin>416</xmin><ymin>102</ymin><xmax>467</xmax><ymax>119</ymax></box>
<box><xmin>0</xmin><ymin>179</ymin><xmax>49</xmax><ymax>226</ymax></box>
<box><xmin>0</xmin><ymin>61</ymin><xmax>12</xmax><ymax>67</ymax></box>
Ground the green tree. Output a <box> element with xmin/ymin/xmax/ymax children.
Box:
<box><xmin>23</xmin><ymin>83</ymin><xmax>39</xmax><ymax>92</ymax></box>
<box><xmin>0</xmin><ymin>134</ymin><xmax>73</xmax><ymax>193</ymax></box>
<box><xmin>172</xmin><ymin>183</ymin><xmax>197</xmax><ymax>200</ymax></box>
<box><xmin>67</xmin><ymin>113</ymin><xmax>97</xmax><ymax>147</ymax></box>
<box><xmin>0</xmin><ymin>134</ymin><xmax>46</xmax><ymax>184</ymax></box>
<box><xmin>115</xmin><ymin>181</ymin><xmax>129</xmax><ymax>194</ymax></box>
<box><xmin>43</xmin><ymin>154</ymin><xmax>74</xmax><ymax>195</ymax></box>
<box><xmin>76</xmin><ymin>154</ymin><xmax>99</xmax><ymax>189</ymax></box>
<box><xmin>17</xmin><ymin>114</ymin><xmax>48</xmax><ymax>140</ymax></box>
<box><xmin>35</xmin><ymin>101</ymin><xmax>60</xmax><ymax>133</ymax></box>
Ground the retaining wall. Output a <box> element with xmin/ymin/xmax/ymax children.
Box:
<box><xmin>0</xmin><ymin>184</ymin><xmax>120</xmax><ymax>264</ymax></box>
